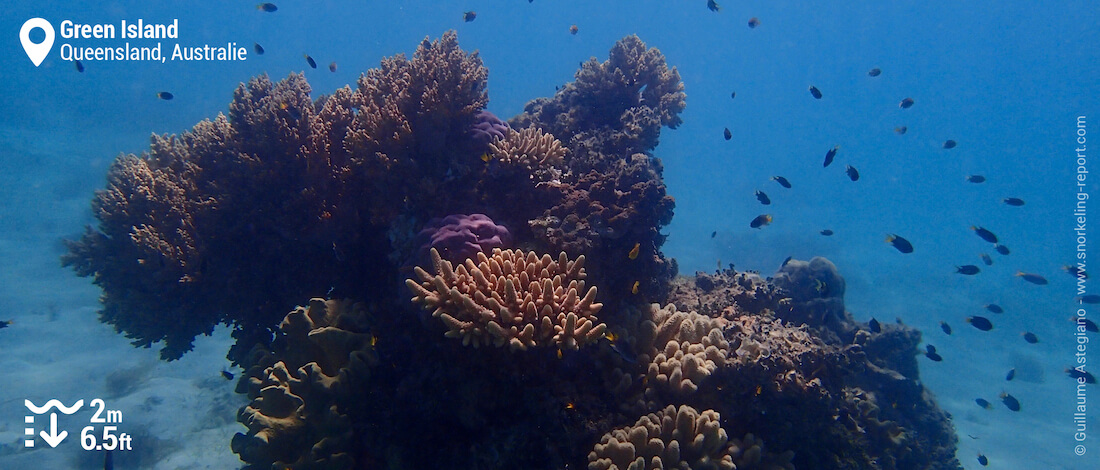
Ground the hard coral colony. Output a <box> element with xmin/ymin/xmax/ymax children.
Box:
<box><xmin>64</xmin><ymin>31</ymin><xmax>962</xmax><ymax>469</ymax></box>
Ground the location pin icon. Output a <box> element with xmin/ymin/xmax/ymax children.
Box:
<box><xmin>20</xmin><ymin>18</ymin><xmax>55</xmax><ymax>67</ymax></box>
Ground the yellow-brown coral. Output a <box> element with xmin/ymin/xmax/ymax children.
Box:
<box><xmin>406</xmin><ymin>247</ymin><xmax>607</xmax><ymax>350</ymax></box>
<box><xmin>588</xmin><ymin>405</ymin><xmax>736</xmax><ymax>470</ymax></box>
<box><xmin>488</xmin><ymin>126</ymin><xmax>566</xmax><ymax>181</ymax></box>
<box><xmin>637</xmin><ymin>303</ymin><xmax>731</xmax><ymax>397</ymax></box>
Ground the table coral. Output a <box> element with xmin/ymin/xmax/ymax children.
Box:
<box><xmin>407</xmin><ymin>247</ymin><xmax>607</xmax><ymax>350</ymax></box>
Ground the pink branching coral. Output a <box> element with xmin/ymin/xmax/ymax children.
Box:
<box><xmin>406</xmin><ymin>247</ymin><xmax>607</xmax><ymax>350</ymax></box>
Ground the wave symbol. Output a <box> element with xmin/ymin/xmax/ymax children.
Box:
<box><xmin>25</xmin><ymin>399</ymin><xmax>84</xmax><ymax>415</ymax></box>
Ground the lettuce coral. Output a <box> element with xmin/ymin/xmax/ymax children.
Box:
<box><xmin>406</xmin><ymin>247</ymin><xmax>607</xmax><ymax>350</ymax></box>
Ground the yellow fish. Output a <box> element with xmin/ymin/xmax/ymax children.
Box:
<box><xmin>480</xmin><ymin>153</ymin><xmax>491</xmax><ymax>162</ymax></box>
<box><xmin>631</xmin><ymin>281</ymin><xmax>639</xmax><ymax>294</ymax></box>
<box><xmin>628</xmin><ymin>243</ymin><xmax>640</xmax><ymax>260</ymax></box>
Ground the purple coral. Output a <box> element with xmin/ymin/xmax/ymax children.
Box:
<box><xmin>417</xmin><ymin>213</ymin><xmax>511</xmax><ymax>263</ymax></box>
<box><xmin>470</xmin><ymin>110</ymin><xmax>509</xmax><ymax>149</ymax></box>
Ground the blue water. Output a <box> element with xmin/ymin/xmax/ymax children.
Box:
<box><xmin>1</xmin><ymin>1</ymin><xmax>1097</xmax><ymax>468</ymax></box>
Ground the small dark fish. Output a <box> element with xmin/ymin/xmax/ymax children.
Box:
<box><xmin>966</xmin><ymin>175</ymin><xmax>986</xmax><ymax>183</ymax></box>
<box><xmin>994</xmin><ymin>244</ymin><xmax>1010</xmax><ymax>255</ymax></box>
<box><xmin>1064</xmin><ymin>265</ymin><xmax>1089</xmax><ymax>279</ymax></box>
<box><xmin>1005</xmin><ymin>368</ymin><xmax>1015</xmax><ymax>381</ymax></box>
<box><xmin>980</xmin><ymin>253</ymin><xmax>993</xmax><ymax>266</ymax></box>
<box><xmin>845</xmin><ymin>165</ymin><xmax>859</xmax><ymax>181</ymax></box>
<box><xmin>711</xmin><ymin>231</ymin><xmax>716</xmax><ymax>238</ymax></box>
<box><xmin>771</xmin><ymin>176</ymin><xmax>792</xmax><ymax>188</ymax></box>
<box><xmin>925</xmin><ymin>350</ymin><xmax>943</xmax><ymax>362</ymax></box>
<box><xmin>0</xmin><ymin>320</ymin><xmax>11</xmax><ymax>329</ymax></box>
<box><xmin>747</xmin><ymin>17</ymin><xmax>760</xmax><ymax>29</ymax></box>
<box><xmin>754</xmin><ymin>190</ymin><xmax>771</xmax><ymax>205</ymax></box>
<box><xmin>707</xmin><ymin>0</ymin><xmax>720</xmax><ymax>12</ymax></box>
<box><xmin>1003</xmin><ymin>197</ymin><xmax>1025</xmax><ymax>206</ymax></box>
<box><xmin>868</xmin><ymin>67</ymin><xmax>882</xmax><ymax>77</ymax></box>
<box><xmin>971</xmin><ymin>226</ymin><xmax>998</xmax><ymax>244</ymax></box>
<box><xmin>730</xmin><ymin>91</ymin><xmax>736</xmax><ymax>99</ymax></box>
<box><xmin>943</xmin><ymin>139</ymin><xmax>957</xmax><ymax>149</ymax></box>
<box><xmin>869</xmin><ymin>318</ymin><xmax>881</xmax><ymax>333</ymax></box>
<box><xmin>926</xmin><ymin>344</ymin><xmax>936</xmax><ymax>354</ymax></box>
<box><xmin>886</xmin><ymin>234</ymin><xmax>913</xmax><ymax>253</ymax></box>
<box><xmin>724</xmin><ymin>127</ymin><xmax>732</xmax><ymax>140</ymax></box>
<box><xmin>74</xmin><ymin>60</ymin><xmax>84</xmax><ymax>72</ymax></box>
<box><xmin>977</xmin><ymin>454</ymin><xmax>988</xmax><ymax>466</ymax></box>
<box><xmin>1067</xmin><ymin>368</ymin><xmax>1097</xmax><ymax>384</ymax></box>
<box><xmin>304</xmin><ymin>54</ymin><xmax>317</xmax><ymax>69</ymax></box>
<box><xmin>1016</xmin><ymin>271</ymin><xmax>1047</xmax><ymax>285</ymax></box>
<box><xmin>781</xmin><ymin>256</ymin><xmax>792</xmax><ymax>267</ymax></box>
<box><xmin>956</xmin><ymin>265</ymin><xmax>980</xmax><ymax>275</ymax></box>
<box><xmin>1000</xmin><ymin>392</ymin><xmax>1020</xmax><ymax>411</ymax></box>
<box><xmin>328</xmin><ymin>62</ymin><xmax>337</xmax><ymax>73</ymax></box>
<box><xmin>966</xmin><ymin>316</ymin><xmax>993</xmax><ymax>331</ymax></box>
<box><xmin>463</xmin><ymin>11</ymin><xmax>477</xmax><ymax>22</ymax></box>
<box><xmin>1022</xmin><ymin>332</ymin><xmax>1039</xmax><ymax>343</ymax></box>
<box><xmin>253</xmin><ymin>43</ymin><xmax>264</xmax><ymax>55</ymax></box>
<box><xmin>570</xmin><ymin>25</ymin><xmax>578</xmax><ymax>35</ymax></box>
<box><xmin>894</xmin><ymin>126</ymin><xmax>908</xmax><ymax>135</ymax></box>
<box><xmin>820</xmin><ymin>229</ymin><xmax>834</xmax><ymax>236</ymax></box>
<box><xmin>104</xmin><ymin>448</ymin><xmax>113</xmax><ymax>470</ymax></box>
<box><xmin>156</xmin><ymin>92</ymin><xmax>174</xmax><ymax>100</ymax></box>
<box><xmin>257</xmin><ymin>3</ymin><xmax>278</xmax><ymax>12</ymax></box>
<box><xmin>221</xmin><ymin>369</ymin><xmax>234</xmax><ymax>380</ymax></box>
<box><xmin>809</xmin><ymin>85</ymin><xmax>823</xmax><ymax>99</ymax></box>
<box><xmin>1081</xmin><ymin>317</ymin><xmax>1099</xmax><ymax>333</ymax></box>
<box><xmin>985</xmin><ymin>304</ymin><xmax>1003</xmax><ymax>314</ymax></box>
<box><xmin>750</xmin><ymin>214</ymin><xmax>772</xmax><ymax>229</ymax></box>
<box><xmin>823</xmin><ymin>145</ymin><xmax>839</xmax><ymax>167</ymax></box>
<box><xmin>975</xmin><ymin>398</ymin><xmax>993</xmax><ymax>409</ymax></box>
<box><xmin>940</xmin><ymin>321</ymin><xmax>952</xmax><ymax>335</ymax></box>
<box><xmin>899</xmin><ymin>97</ymin><xmax>915</xmax><ymax>108</ymax></box>
<box><xmin>1078</xmin><ymin>294</ymin><xmax>1100</xmax><ymax>304</ymax></box>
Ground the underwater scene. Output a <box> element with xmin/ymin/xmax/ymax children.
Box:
<box><xmin>1</xmin><ymin>1</ymin><xmax>1098</xmax><ymax>469</ymax></box>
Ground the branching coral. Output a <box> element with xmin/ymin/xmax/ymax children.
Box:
<box><xmin>344</xmin><ymin>30</ymin><xmax>489</xmax><ymax>224</ymax></box>
<box><xmin>406</xmin><ymin>247</ymin><xmax>607</xmax><ymax>350</ymax></box>
<box><xmin>488</xmin><ymin>126</ymin><xmax>566</xmax><ymax>182</ymax></box>
<box><xmin>511</xmin><ymin>35</ymin><xmax>685</xmax><ymax>172</ymax></box>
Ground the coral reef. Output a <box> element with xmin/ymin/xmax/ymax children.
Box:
<box><xmin>407</xmin><ymin>247</ymin><xmax>607</xmax><ymax>350</ymax></box>
<box><xmin>63</xmin><ymin>30</ymin><xmax>964</xmax><ymax>470</ymax></box>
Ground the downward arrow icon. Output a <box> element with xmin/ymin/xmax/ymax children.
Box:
<box><xmin>39</xmin><ymin>413</ymin><xmax>67</xmax><ymax>448</ymax></box>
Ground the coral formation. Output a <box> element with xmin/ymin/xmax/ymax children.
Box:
<box><xmin>470</xmin><ymin>109</ymin><xmax>509</xmax><ymax>149</ymax></box>
<box><xmin>63</xmin><ymin>30</ymin><xmax>964</xmax><ymax>470</ymax></box>
<box><xmin>588</xmin><ymin>404</ymin><xmax>793</xmax><ymax>470</ymax></box>
<box><xmin>232</xmin><ymin>298</ymin><xmax>377</xmax><ymax>469</ymax></box>
<box><xmin>488</xmin><ymin>126</ymin><xmax>567</xmax><ymax>182</ymax></box>
<box><xmin>413</xmin><ymin>213</ymin><xmax>511</xmax><ymax>265</ymax></box>
<box><xmin>407</xmin><ymin>247</ymin><xmax>607</xmax><ymax>350</ymax></box>
<box><xmin>636</xmin><ymin>304</ymin><xmax>730</xmax><ymax>399</ymax></box>
<box><xmin>511</xmin><ymin>35</ymin><xmax>686</xmax><ymax>171</ymax></box>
